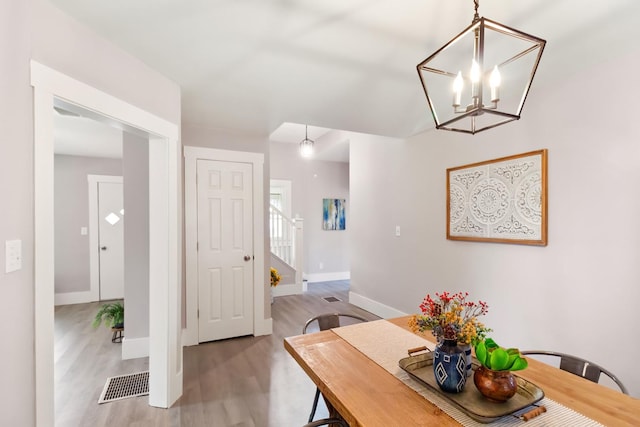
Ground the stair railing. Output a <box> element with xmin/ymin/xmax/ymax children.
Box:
<box><xmin>269</xmin><ymin>204</ymin><xmax>303</xmax><ymax>286</ymax></box>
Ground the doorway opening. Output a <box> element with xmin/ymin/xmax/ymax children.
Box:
<box><xmin>182</xmin><ymin>146</ymin><xmax>270</xmax><ymax>347</ymax></box>
<box><xmin>32</xmin><ymin>61</ymin><xmax>181</xmax><ymax>426</ymax></box>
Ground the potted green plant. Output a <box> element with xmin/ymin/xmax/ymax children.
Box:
<box><xmin>92</xmin><ymin>301</ymin><xmax>124</xmax><ymax>329</ymax></box>
<box><xmin>473</xmin><ymin>338</ymin><xmax>528</xmax><ymax>402</ymax></box>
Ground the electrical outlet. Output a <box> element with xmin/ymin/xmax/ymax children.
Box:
<box><xmin>5</xmin><ymin>239</ymin><xmax>22</xmax><ymax>273</ymax></box>
<box><xmin>319</xmin><ymin>262</ymin><xmax>324</xmax><ymax>270</ymax></box>
<box><xmin>395</xmin><ymin>225</ymin><xmax>401</xmax><ymax>237</ymax></box>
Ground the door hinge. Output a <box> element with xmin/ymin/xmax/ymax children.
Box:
<box><xmin>197</xmin><ymin>309</ymin><xmax>199</xmax><ymax>318</ymax></box>
<box><xmin>197</xmin><ymin>241</ymin><xmax>199</xmax><ymax>251</ymax></box>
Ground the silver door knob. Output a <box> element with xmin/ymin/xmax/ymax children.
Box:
<box><xmin>101</xmin><ymin>246</ymin><xmax>107</xmax><ymax>250</ymax></box>
<box><xmin>244</xmin><ymin>255</ymin><xmax>251</xmax><ymax>261</ymax></box>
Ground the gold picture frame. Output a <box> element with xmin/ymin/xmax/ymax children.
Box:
<box><xmin>447</xmin><ymin>149</ymin><xmax>547</xmax><ymax>246</ymax></box>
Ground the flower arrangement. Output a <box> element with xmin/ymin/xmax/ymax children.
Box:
<box><xmin>270</xmin><ymin>267</ymin><xmax>281</xmax><ymax>287</ymax></box>
<box><xmin>409</xmin><ymin>291</ymin><xmax>491</xmax><ymax>344</ymax></box>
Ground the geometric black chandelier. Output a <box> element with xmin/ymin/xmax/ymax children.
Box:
<box><xmin>299</xmin><ymin>124</ymin><xmax>315</xmax><ymax>157</ymax></box>
<box><xmin>417</xmin><ymin>0</ymin><xmax>546</xmax><ymax>134</ymax></box>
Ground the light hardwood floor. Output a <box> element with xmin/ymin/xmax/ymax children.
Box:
<box><xmin>55</xmin><ymin>281</ymin><xmax>379</xmax><ymax>426</ymax></box>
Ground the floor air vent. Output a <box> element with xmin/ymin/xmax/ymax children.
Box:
<box><xmin>323</xmin><ymin>296</ymin><xmax>341</xmax><ymax>303</ymax></box>
<box><xmin>98</xmin><ymin>371</ymin><xmax>149</xmax><ymax>404</ymax></box>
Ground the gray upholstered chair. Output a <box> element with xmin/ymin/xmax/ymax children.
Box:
<box><xmin>520</xmin><ymin>350</ymin><xmax>628</xmax><ymax>395</ymax></box>
<box><xmin>302</xmin><ymin>313</ymin><xmax>368</xmax><ymax>423</ymax></box>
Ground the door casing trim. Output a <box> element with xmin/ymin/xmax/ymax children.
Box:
<box><xmin>183</xmin><ymin>146</ymin><xmax>271</xmax><ymax>346</ymax></box>
<box><xmin>31</xmin><ymin>60</ymin><xmax>182</xmax><ymax>425</ymax></box>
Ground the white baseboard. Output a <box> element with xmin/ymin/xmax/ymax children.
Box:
<box><xmin>182</xmin><ymin>327</ymin><xmax>197</xmax><ymax>347</ymax></box>
<box><xmin>182</xmin><ymin>316</ymin><xmax>273</xmax><ymax>347</ymax></box>
<box><xmin>254</xmin><ymin>318</ymin><xmax>273</xmax><ymax>336</ymax></box>
<box><xmin>54</xmin><ymin>290</ymin><xmax>97</xmax><ymax>306</ymax></box>
<box><xmin>304</xmin><ymin>271</ymin><xmax>350</xmax><ymax>283</ymax></box>
<box><xmin>122</xmin><ymin>336</ymin><xmax>149</xmax><ymax>360</ymax></box>
<box><xmin>271</xmin><ymin>282</ymin><xmax>303</xmax><ymax>297</ymax></box>
<box><xmin>348</xmin><ymin>291</ymin><xmax>407</xmax><ymax>319</ymax></box>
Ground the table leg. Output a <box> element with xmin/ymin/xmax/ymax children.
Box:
<box><xmin>322</xmin><ymin>393</ymin><xmax>346</xmax><ymax>426</ymax></box>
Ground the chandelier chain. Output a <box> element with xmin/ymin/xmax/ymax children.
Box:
<box><xmin>472</xmin><ymin>0</ymin><xmax>480</xmax><ymax>23</ymax></box>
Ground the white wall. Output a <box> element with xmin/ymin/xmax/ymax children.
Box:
<box><xmin>270</xmin><ymin>141</ymin><xmax>350</xmax><ymax>280</ymax></box>
<box><xmin>350</xmin><ymin>50</ymin><xmax>640</xmax><ymax>397</ymax></box>
<box><xmin>54</xmin><ymin>154</ymin><xmax>122</xmax><ymax>294</ymax></box>
<box><xmin>0</xmin><ymin>2</ymin><xmax>35</xmax><ymax>425</ymax></box>
<box><xmin>31</xmin><ymin>2</ymin><xmax>180</xmax><ymax>122</ymax></box>
<box><xmin>123</xmin><ymin>133</ymin><xmax>149</xmax><ymax>344</ymax></box>
<box><xmin>0</xmin><ymin>0</ymin><xmax>181</xmax><ymax>424</ymax></box>
<box><xmin>270</xmin><ymin>254</ymin><xmax>295</xmax><ymax>286</ymax></box>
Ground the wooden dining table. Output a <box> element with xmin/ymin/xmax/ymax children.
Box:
<box><xmin>284</xmin><ymin>316</ymin><xmax>639</xmax><ymax>426</ymax></box>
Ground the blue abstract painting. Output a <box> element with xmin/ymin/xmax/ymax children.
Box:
<box><xmin>323</xmin><ymin>198</ymin><xmax>346</xmax><ymax>230</ymax></box>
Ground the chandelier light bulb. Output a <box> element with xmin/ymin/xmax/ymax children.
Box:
<box><xmin>490</xmin><ymin>65</ymin><xmax>501</xmax><ymax>102</ymax></box>
<box><xmin>453</xmin><ymin>71</ymin><xmax>463</xmax><ymax>106</ymax></box>
<box><xmin>470</xmin><ymin>60</ymin><xmax>481</xmax><ymax>83</ymax></box>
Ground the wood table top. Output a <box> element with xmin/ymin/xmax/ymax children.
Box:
<box><xmin>285</xmin><ymin>316</ymin><xmax>640</xmax><ymax>427</ymax></box>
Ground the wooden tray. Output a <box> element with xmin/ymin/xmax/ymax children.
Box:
<box><xmin>398</xmin><ymin>352</ymin><xmax>544</xmax><ymax>424</ymax></box>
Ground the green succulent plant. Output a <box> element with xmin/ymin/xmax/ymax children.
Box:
<box><xmin>474</xmin><ymin>338</ymin><xmax>528</xmax><ymax>371</ymax></box>
<box><xmin>92</xmin><ymin>301</ymin><xmax>124</xmax><ymax>329</ymax></box>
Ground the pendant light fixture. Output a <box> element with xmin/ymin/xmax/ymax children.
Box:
<box><xmin>299</xmin><ymin>125</ymin><xmax>314</xmax><ymax>158</ymax></box>
<box><xmin>417</xmin><ymin>0</ymin><xmax>546</xmax><ymax>134</ymax></box>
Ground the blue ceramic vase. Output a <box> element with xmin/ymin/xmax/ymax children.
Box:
<box><xmin>433</xmin><ymin>339</ymin><xmax>467</xmax><ymax>393</ymax></box>
<box><xmin>459</xmin><ymin>342</ymin><xmax>472</xmax><ymax>377</ymax></box>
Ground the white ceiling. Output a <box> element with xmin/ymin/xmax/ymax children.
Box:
<box><xmin>49</xmin><ymin>0</ymin><xmax>640</xmax><ymax>143</ymax></box>
<box><xmin>54</xmin><ymin>109</ymin><xmax>123</xmax><ymax>159</ymax></box>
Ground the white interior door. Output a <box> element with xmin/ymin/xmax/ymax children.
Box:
<box><xmin>197</xmin><ymin>159</ymin><xmax>254</xmax><ymax>342</ymax></box>
<box><xmin>98</xmin><ymin>181</ymin><xmax>124</xmax><ymax>300</ymax></box>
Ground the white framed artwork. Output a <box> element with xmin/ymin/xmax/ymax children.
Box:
<box><xmin>447</xmin><ymin>149</ymin><xmax>547</xmax><ymax>246</ymax></box>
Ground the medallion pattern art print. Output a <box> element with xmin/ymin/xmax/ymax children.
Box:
<box><xmin>447</xmin><ymin>150</ymin><xmax>547</xmax><ymax>245</ymax></box>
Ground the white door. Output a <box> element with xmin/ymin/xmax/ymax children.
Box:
<box><xmin>197</xmin><ymin>159</ymin><xmax>254</xmax><ymax>342</ymax></box>
<box><xmin>98</xmin><ymin>181</ymin><xmax>124</xmax><ymax>300</ymax></box>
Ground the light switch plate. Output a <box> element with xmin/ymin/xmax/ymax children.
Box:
<box><xmin>6</xmin><ymin>239</ymin><xmax>22</xmax><ymax>273</ymax></box>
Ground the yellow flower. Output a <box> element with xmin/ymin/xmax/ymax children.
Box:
<box><xmin>270</xmin><ymin>267</ymin><xmax>281</xmax><ymax>287</ymax></box>
<box><xmin>408</xmin><ymin>315</ymin><xmax>419</xmax><ymax>333</ymax></box>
